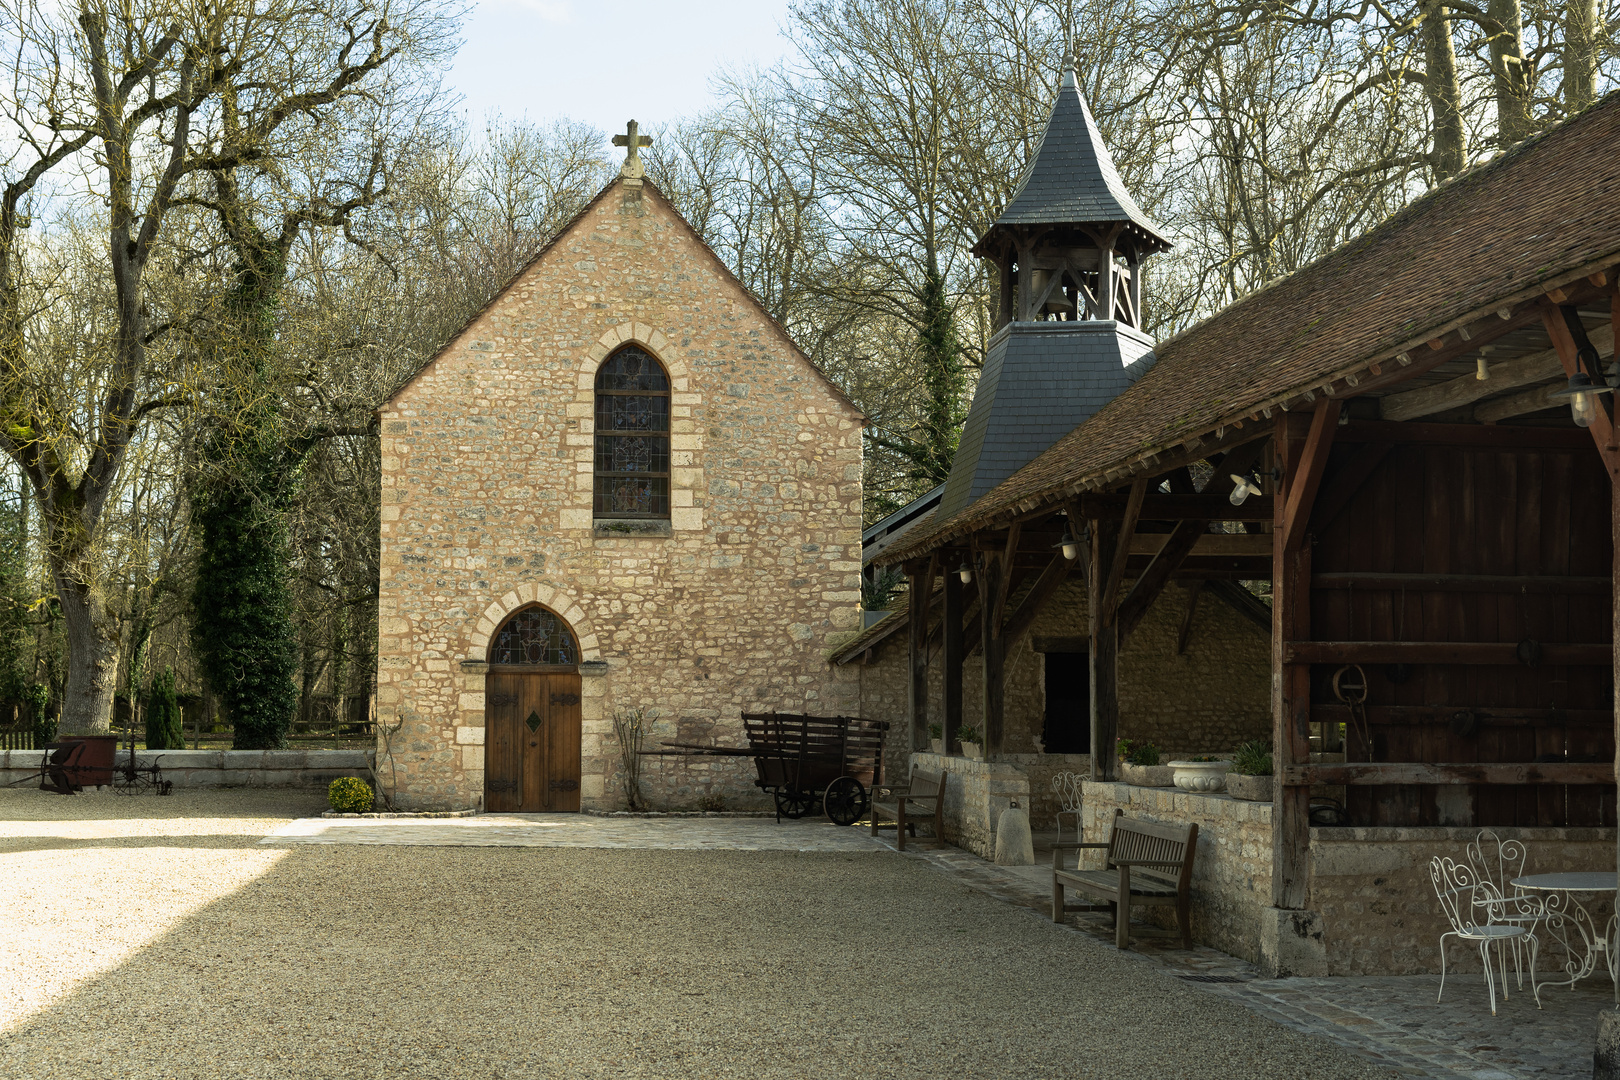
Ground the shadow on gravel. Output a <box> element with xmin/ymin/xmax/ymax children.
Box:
<box><xmin>0</xmin><ymin>845</ymin><xmax>1399</xmax><ymax>1080</ymax></box>
<box><xmin>0</xmin><ymin>835</ymin><xmax>275</xmax><ymax>854</ymax></box>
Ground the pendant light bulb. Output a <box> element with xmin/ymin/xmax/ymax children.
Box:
<box><xmin>958</xmin><ymin>561</ymin><xmax>972</xmax><ymax>584</ymax></box>
<box><xmin>1228</xmin><ymin>473</ymin><xmax>1264</xmax><ymax>506</ymax></box>
<box><xmin>1056</xmin><ymin>532</ymin><xmax>1080</xmax><ymax>561</ymax></box>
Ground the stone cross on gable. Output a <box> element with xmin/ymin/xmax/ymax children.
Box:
<box><xmin>613</xmin><ymin>119</ymin><xmax>652</xmax><ymax>179</ymax></box>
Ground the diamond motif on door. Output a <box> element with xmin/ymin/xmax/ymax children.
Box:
<box><xmin>525</xmin><ymin>710</ymin><xmax>542</xmax><ymax>732</ymax></box>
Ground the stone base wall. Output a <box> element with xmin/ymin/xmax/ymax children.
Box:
<box><xmin>909</xmin><ymin>751</ymin><xmax>1030</xmax><ymax>858</ymax></box>
<box><xmin>1002</xmin><ymin>753</ymin><xmax>1090</xmax><ymax>832</ymax></box>
<box><xmin>1081</xmin><ymin>781</ymin><xmax>1274</xmax><ymax>964</ymax></box>
<box><xmin>1311</xmin><ymin>825</ymin><xmax>1617</xmax><ymax>975</ymax></box>
<box><xmin>1080</xmin><ymin>780</ymin><xmax>1618</xmax><ymax>974</ymax></box>
<box><xmin>0</xmin><ymin>749</ymin><xmax>371</xmax><ymax>790</ymax></box>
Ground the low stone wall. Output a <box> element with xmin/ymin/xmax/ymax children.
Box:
<box><xmin>1080</xmin><ymin>779</ymin><xmax>1618</xmax><ymax>975</ymax></box>
<box><xmin>909</xmin><ymin>751</ymin><xmax>1030</xmax><ymax>858</ymax></box>
<box><xmin>1001</xmin><ymin>753</ymin><xmax>1089</xmax><ymax>832</ymax></box>
<box><xmin>1312</xmin><ymin>825</ymin><xmax>1616</xmax><ymax>975</ymax></box>
<box><xmin>1081</xmin><ymin>781</ymin><xmax>1274</xmax><ymax>964</ymax></box>
<box><xmin>0</xmin><ymin>748</ymin><xmax>371</xmax><ymax>790</ymax></box>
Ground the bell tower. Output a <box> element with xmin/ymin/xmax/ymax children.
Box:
<box><xmin>936</xmin><ymin>56</ymin><xmax>1171</xmax><ymax>520</ymax></box>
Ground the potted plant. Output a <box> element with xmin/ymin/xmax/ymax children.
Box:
<box><xmin>1168</xmin><ymin>754</ymin><xmax>1234</xmax><ymax>792</ymax></box>
<box><xmin>927</xmin><ymin>722</ymin><xmax>943</xmax><ymax>755</ymax></box>
<box><xmin>958</xmin><ymin>724</ymin><xmax>983</xmax><ymax>761</ymax></box>
<box><xmin>1226</xmin><ymin>739</ymin><xmax>1273</xmax><ymax>801</ymax></box>
<box><xmin>1117</xmin><ymin>739</ymin><xmax>1173</xmax><ymax>787</ymax></box>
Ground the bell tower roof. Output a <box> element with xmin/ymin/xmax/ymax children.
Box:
<box><xmin>977</xmin><ymin>63</ymin><xmax>1169</xmax><ymax>256</ymax></box>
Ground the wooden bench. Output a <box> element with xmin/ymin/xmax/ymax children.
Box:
<box><xmin>1051</xmin><ymin>808</ymin><xmax>1198</xmax><ymax>949</ymax></box>
<box><xmin>870</xmin><ymin>767</ymin><xmax>948</xmax><ymax>851</ymax></box>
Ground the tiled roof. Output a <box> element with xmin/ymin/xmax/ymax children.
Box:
<box><xmin>988</xmin><ymin>67</ymin><xmax>1169</xmax><ymax>253</ymax></box>
<box><xmin>882</xmin><ymin>89</ymin><xmax>1620</xmax><ymax>563</ymax></box>
<box><xmin>935</xmin><ymin>320</ymin><xmax>1156</xmax><ymax>520</ymax></box>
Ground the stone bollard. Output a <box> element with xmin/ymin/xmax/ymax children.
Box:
<box><xmin>994</xmin><ymin>799</ymin><xmax>1035</xmax><ymax>866</ymax></box>
<box><xmin>1595</xmin><ymin>1010</ymin><xmax>1620</xmax><ymax>1079</ymax></box>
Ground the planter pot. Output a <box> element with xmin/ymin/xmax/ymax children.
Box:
<box><xmin>1226</xmin><ymin>772</ymin><xmax>1273</xmax><ymax>801</ymax></box>
<box><xmin>960</xmin><ymin>741</ymin><xmax>983</xmax><ymax>761</ymax></box>
<box><xmin>929</xmin><ymin>739</ymin><xmax>944</xmax><ymax>755</ymax></box>
<box><xmin>1169</xmin><ymin>760</ymin><xmax>1233</xmax><ymax>793</ymax></box>
<box><xmin>1119</xmin><ymin>762</ymin><xmax>1175</xmax><ymax>787</ymax></box>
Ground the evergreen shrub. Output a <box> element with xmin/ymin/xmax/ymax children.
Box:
<box><xmin>327</xmin><ymin>777</ymin><xmax>373</xmax><ymax>813</ymax></box>
<box><xmin>144</xmin><ymin>667</ymin><xmax>185</xmax><ymax>750</ymax></box>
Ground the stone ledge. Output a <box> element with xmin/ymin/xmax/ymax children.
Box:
<box><xmin>581</xmin><ymin>809</ymin><xmax>774</xmax><ymax>818</ymax></box>
<box><xmin>1311</xmin><ymin>825</ymin><xmax>1618</xmax><ymax>842</ymax></box>
<box><xmin>592</xmin><ymin>519</ymin><xmax>671</xmax><ymax>538</ymax></box>
<box><xmin>321</xmin><ymin>809</ymin><xmax>478</xmax><ymax>819</ymax></box>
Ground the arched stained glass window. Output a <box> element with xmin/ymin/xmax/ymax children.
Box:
<box><xmin>594</xmin><ymin>345</ymin><xmax>670</xmax><ymax>519</ymax></box>
<box><xmin>491</xmin><ymin>607</ymin><xmax>578</xmax><ymax>666</ymax></box>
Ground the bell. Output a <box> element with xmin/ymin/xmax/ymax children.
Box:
<box><xmin>1029</xmin><ymin>268</ymin><xmax>1074</xmax><ymax>314</ymax></box>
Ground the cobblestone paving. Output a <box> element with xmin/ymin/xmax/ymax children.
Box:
<box><xmin>263</xmin><ymin>812</ymin><xmax>888</xmax><ymax>851</ymax></box>
<box><xmin>879</xmin><ymin>834</ymin><xmax>1610</xmax><ymax>1080</ymax></box>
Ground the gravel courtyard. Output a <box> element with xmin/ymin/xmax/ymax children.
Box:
<box><xmin>0</xmin><ymin>789</ymin><xmax>1397</xmax><ymax>1080</ymax></box>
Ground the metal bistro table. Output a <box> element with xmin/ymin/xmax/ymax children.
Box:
<box><xmin>1511</xmin><ymin>872</ymin><xmax>1619</xmax><ymax>1002</ymax></box>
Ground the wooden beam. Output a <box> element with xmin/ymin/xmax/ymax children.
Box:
<box><xmin>1312</xmin><ymin>572</ymin><xmax>1611</xmax><ymax>595</ymax></box>
<box><xmin>980</xmin><ymin>554</ymin><xmax>1006</xmax><ymax>756</ymax></box>
<box><xmin>1176</xmin><ymin>580</ymin><xmax>1204</xmax><ymax>655</ymax></box>
<box><xmin>1474</xmin><ymin>381</ymin><xmax>1563</xmax><ymax>423</ymax></box>
<box><xmin>1282</xmin><ymin>641</ymin><xmax>1612</xmax><ymax>666</ymax></box>
<box><xmin>906</xmin><ymin>562</ymin><xmax>931</xmax><ymax>752</ymax></box>
<box><xmin>1313</xmin><ymin>703</ymin><xmax>1616</xmax><ymax>728</ymax></box>
<box><xmin>1127</xmin><ymin>532</ymin><xmax>1272</xmax><ymax>557</ymax></box>
<box><xmin>1206</xmin><ymin>579</ymin><xmax>1273</xmax><ymax>633</ymax></box>
<box><xmin>1089</xmin><ymin>517</ymin><xmax>1121</xmax><ymax>781</ymax></box>
<box><xmin>942</xmin><ymin>566</ymin><xmax>964</xmax><ymax>750</ymax></box>
<box><xmin>1335</xmin><ymin>420</ymin><xmax>1595</xmax><ymax>449</ymax></box>
<box><xmin>1281</xmin><ymin>762</ymin><xmax>1614</xmax><ymax>786</ymax></box>
<box><xmin>1003</xmin><ymin>553</ymin><xmax>1072</xmax><ymax>647</ymax></box>
<box><xmin>1310</xmin><ymin>441</ymin><xmax>1392</xmax><ymax>530</ymax></box>
<box><xmin>1118</xmin><ymin>518</ymin><xmax>1206</xmax><ymax>643</ymax></box>
<box><xmin>1378</xmin><ymin>334</ymin><xmax>1600</xmax><ymax>422</ymax></box>
<box><xmin>1272</xmin><ymin>410</ymin><xmax>1311</xmax><ymax>912</ymax></box>
<box><xmin>1280</xmin><ymin>398</ymin><xmax>1342</xmax><ymax>553</ymax></box>
<box><xmin>990</xmin><ymin>522</ymin><xmax>1021</xmax><ymax>633</ymax></box>
<box><xmin>1078</xmin><ymin>494</ymin><xmax>1273</xmax><ymax>521</ymax></box>
<box><xmin>1540</xmin><ymin>297</ymin><xmax>1620</xmax><ymax>479</ymax></box>
<box><xmin>1099</xmin><ymin>476</ymin><xmax>1146</xmax><ymax>622</ymax></box>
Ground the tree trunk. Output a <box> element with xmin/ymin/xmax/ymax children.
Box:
<box><xmin>1565</xmin><ymin>0</ymin><xmax>1600</xmax><ymax>112</ymax></box>
<box><xmin>54</xmin><ymin>575</ymin><xmax>119</xmax><ymax>735</ymax></box>
<box><xmin>1486</xmin><ymin>0</ymin><xmax>1533</xmax><ymax>144</ymax></box>
<box><xmin>1422</xmin><ymin>1</ymin><xmax>1467</xmax><ymax>179</ymax></box>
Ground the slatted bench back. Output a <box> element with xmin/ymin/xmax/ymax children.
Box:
<box><xmin>906</xmin><ymin>767</ymin><xmax>944</xmax><ymax>800</ymax></box>
<box><xmin>1105</xmin><ymin>811</ymin><xmax>1198</xmax><ymax>892</ymax></box>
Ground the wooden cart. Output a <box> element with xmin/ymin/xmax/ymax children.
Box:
<box><xmin>647</xmin><ymin>712</ymin><xmax>889</xmax><ymax>825</ymax></box>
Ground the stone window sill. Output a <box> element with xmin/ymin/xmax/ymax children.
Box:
<box><xmin>593</xmin><ymin>519</ymin><xmax>671</xmax><ymax>538</ymax></box>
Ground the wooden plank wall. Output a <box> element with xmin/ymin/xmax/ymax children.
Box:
<box><xmin>1311</xmin><ymin>423</ymin><xmax>1614</xmax><ymax>827</ymax></box>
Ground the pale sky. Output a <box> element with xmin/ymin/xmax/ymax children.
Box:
<box><xmin>445</xmin><ymin>0</ymin><xmax>796</xmax><ymax>139</ymax></box>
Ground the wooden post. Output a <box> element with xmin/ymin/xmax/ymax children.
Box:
<box><xmin>943</xmin><ymin>566</ymin><xmax>964</xmax><ymax>750</ymax></box>
<box><xmin>997</xmin><ymin>251</ymin><xmax>1014</xmax><ymax>330</ymax></box>
<box><xmin>980</xmin><ymin>552</ymin><xmax>1005</xmax><ymax>757</ymax></box>
<box><xmin>907</xmin><ymin>564</ymin><xmax>929</xmax><ymax>752</ymax></box>
<box><xmin>1272</xmin><ymin>400</ymin><xmax>1338</xmax><ymax>911</ymax></box>
<box><xmin>1089</xmin><ymin>517</ymin><xmax>1120</xmax><ymax>780</ymax></box>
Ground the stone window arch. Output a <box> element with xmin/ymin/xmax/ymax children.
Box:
<box><xmin>594</xmin><ymin>344</ymin><xmax>670</xmax><ymax>519</ymax></box>
<box><xmin>489</xmin><ymin>604</ymin><xmax>579</xmax><ymax>669</ymax></box>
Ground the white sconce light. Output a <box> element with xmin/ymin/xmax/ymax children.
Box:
<box><xmin>1055</xmin><ymin>532</ymin><xmax>1080</xmax><ymax>560</ymax></box>
<box><xmin>958</xmin><ymin>559</ymin><xmax>973</xmax><ymax>584</ymax></box>
<box><xmin>1228</xmin><ymin>473</ymin><xmax>1264</xmax><ymax>506</ymax></box>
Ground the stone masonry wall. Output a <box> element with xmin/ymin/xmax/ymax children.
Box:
<box><xmin>377</xmin><ymin>179</ymin><xmax>864</xmax><ymax>811</ymax></box>
<box><xmin>851</xmin><ymin>576</ymin><xmax>1271</xmax><ymax>765</ymax></box>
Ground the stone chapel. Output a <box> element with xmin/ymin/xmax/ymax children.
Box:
<box><xmin>375</xmin><ymin>130</ymin><xmax>865</xmax><ymax>812</ymax></box>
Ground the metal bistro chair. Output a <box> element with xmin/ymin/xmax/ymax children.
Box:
<box><xmin>1465</xmin><ymin>829</ymin><xmax>1544</xmax><ymax>988</ymax></box>
<box><xmin>1430</xmin><ymin>856</ymin><xmax>1543</xmax><ymax>1015</ymax></box>
<box><xmin>1051</xmin><ymin>771</ymin><xmax>1084</xmax><ymax>844</ymax></box>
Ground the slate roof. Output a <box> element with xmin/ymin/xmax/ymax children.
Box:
<box><xmin>984</xmin><ymin>66</ymin><xmax>1169</xmax><ymax>254</ymax></box>
<box><xmin>934</xmin><ymin>320</ymin><xmax>1157</xmax><ymax>521</ymax></box>
<box><xmin>881</xmin><ymin>88</ymin><xmax>1620</xmax><ymax>565</ymax></box>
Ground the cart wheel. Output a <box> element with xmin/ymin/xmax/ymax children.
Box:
<box><xmin>823</xmin><ymin>776</ymin><xmax>868</xmax><ymax>826</ymax></box>
<box><xmin>774</xmin><ymin>790</ymin><xmax>815</xmax><ymax>819</ymax></box>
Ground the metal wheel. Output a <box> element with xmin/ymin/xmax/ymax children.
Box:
<box><xmin>822</xmin><ymin>776</ymin><xmax>868</xmax><ymax>826</ymax></box>
<box><xmin>774</xmin><ymin>789</ymin><xmax>815</xmax><ymax>820</ymax></box>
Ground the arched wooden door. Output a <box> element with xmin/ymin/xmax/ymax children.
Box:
<box><xmin>484</xmin><ymin>607</ymin><xmax>582</xmax><ymax>813</ymax></box>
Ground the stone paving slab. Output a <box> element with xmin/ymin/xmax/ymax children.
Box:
<box><xmin>263</xmin><ymin>813</ymin><xmax>889</xmax><ymax>851</ymax></box>
<box><xmin>876</xmin><ymin>834</ymin><xmax>1609</xmax><ymax>1080</ymax></box>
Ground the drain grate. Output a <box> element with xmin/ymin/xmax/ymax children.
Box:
<box><xmin>1177</xmin><ymin>974</ymin><xmax>1244</xmax><ymax>983</ymax></box>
